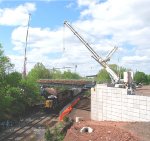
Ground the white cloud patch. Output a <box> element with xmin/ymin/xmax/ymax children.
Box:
<box><xmin>0</xmin><ymin>3</ymin><xmax>36</xmax><ymax>26</ymax></box>
<box><xmin>66</xmin><ymin>2</ymin><xmax>74</xmax><ymax>8</ymax></box>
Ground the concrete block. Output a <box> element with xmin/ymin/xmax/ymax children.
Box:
<box><xmin>106</xmin><ymin>100</ymin><xmax>112</xmax><ymax>105</ymax></box>
<box><xmin>147</xmin><ymin>98</ymin><xmax>150</xmax><ymax>103</ymax></box>
<box><xmin>140</xmin><ymin>114</ymin><xmax>147</xmax><ymax>120</ymax></box>
<box><xmin>140</xmin><ymin>105</ymin><xmax>147</xmax><ymax>110</ymax></box>
<box><xmin>133</xmin><ymin>96</ymin><xmax>140</xmax><ymax>100</ymax></box>
<box><xmin>122</xmin><ymin>106</ymin><xmax>128</xmax><ymax>111</ymax></box>
<box><xmin>106</xmin><ymin>107</ymin><xmax>111</xmax><ymax>111</ymax></box>
<box><xmin>128</xmin><ymin>99</ymin><xmax>134</xmax><ymax>103</ymax></box>
<box><xmin>106</xmin><ymin>111</ymin><xmax>112</xmax><ymax>116</ymax></box>
<box><xmin>127</xmin><ymin>107</ymin><xmax>134</xmax><ymax>112</ymax></box>
<box><xmin>127</xmin><ymin>103</ymin><xmax>134</xmax><ymax>108</ymax></box>
<box><xmin>115</xmin><ymin>101</ymin><xmax>122</xmax><ymax>106</ymax></box>
<box><xmin>133</xmin><ymin>108</ymin><xmax>140</xmax><ymax>113</ymax></box>
<box><xmin>133</xmin><ymin>99</ymin><xmax>140</xmax><ymax>104</ymax></box>
<box><xmin>140</xmin><ymin>100</ymin><xmax>147</xmax><ymax>106</ymax></box>
<box><xmin>132</xmin><ymin>112</ymin><xmax>139</xmax><ymax>117</ymax></box>
<box><xmin>112</xmin><ymin>105</ymin><xmax>121</xmax><ymax>110</ymax></box>
<box><xmin>126</xmin><ymin>95</ymin><xmax>132</xmax><ymax>99</ymax></box>
<box><xmin>131</xmin><ymin>116</ymin><xmax>139</xmax><ymax>121</ymax></box>
<box><xmin>97</xmin><ymin>115</ymin><xmax>103</xmax><ymax>119</ymax></box>
<box><xmin>140</xmin><ymin>109</ymin><xmax>147</xmax><ymax>114</ymax></box>
<box><xmin>147</xmin><ymin>112</ymin><xmax>150</xmax><ymax>120</ymax></box>
<box><xmin>133</xmin><ymin>103</ymin><xmax>140</xmax><ymax>109</ymax></box>
<box><xmin>115</xmin><ymin>98</ymin><xmax>122</xmax><ymax>102</ymax></box>
<box><xmin>122</xmin><ymin>98</ymin><xmax>128</xmax><ymax>103</ymax></box>
<box><xmin>126</xmin><ymin>111</ymin><xmax>133</xmax><ymax>116</ymax></box>
<box><xmin>140</xmin><ymin>96</ymin><xmax>147</xmax><ymax>101</ymax></box>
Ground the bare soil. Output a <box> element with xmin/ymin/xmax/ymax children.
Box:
<box><xmin>135</xmin><ymin>85</ymin><xmax>150</xmax><ymax>96</ymax></box>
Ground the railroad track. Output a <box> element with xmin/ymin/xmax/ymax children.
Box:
<box><xmin>0</xmin><ymin>113</ymin><xmax>57</xmax><ymax>141</ymax></box>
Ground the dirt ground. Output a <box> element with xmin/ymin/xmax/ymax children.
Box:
<box><xmin>135</xmin><ymin>85</ymin><xmax>150</xmax><ymax>96</ymax></box>
<box><xmin>65</xmin><ymin>88</ymin><xmax>150</xmax><ymax>141</ymax></box>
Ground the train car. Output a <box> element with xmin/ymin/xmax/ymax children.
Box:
<box><xmin>41</xmin><ymin>86</ymin><xmax>82</xmax><ymax>110</ymax></box>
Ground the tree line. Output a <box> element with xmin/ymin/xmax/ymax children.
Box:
<box><xmin>96</xmin><ymin>65</ymin><xmax>150</xmax><ymax>85</ymax></box>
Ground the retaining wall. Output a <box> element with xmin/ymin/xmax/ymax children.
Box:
<box><xmin>91</xmin><ymin>84</ymin><xmax>150</xmax><ymax>122</ymax></box>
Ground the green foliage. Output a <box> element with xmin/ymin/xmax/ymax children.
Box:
<box><xmin>27</xmin><ymin>62</ymin><xmax>52</xmax><ymax>81</ymax></box>
<box><xmin>20</xmin><ymin>79</ymin><xmax>41</xmax><ymax>106</ymax></box>
<box><xmin>0</xmin><ymin>44</ymin><xmax>14</xmax><ymax>79</ymax></box>
<box><xmin>45</xmin><ymin>128</ymin><xmax>53</xmax><ymax>141</ymax></box>
<box><xmin>63</xmin><ymin>116</ymin><xmax>69</xmax><ymax>122</ymax></box>
<box><xmin>5</xmin><ymin>72</ymin><xmax>22</xmax><ymax>87</ymax></box>
<box><xmin>84</xmin><ymin>90</ymin><xmax>91</xmax><ymax>96</ymax></box>
<box><xmin>45</xmin><ymin>121</ymin><xmax>69</xmax><ymax>141</ymax></box>
<box><xmin>0</xmin><ymin>45</ymin><xmax>41</xmax><ymax>120</ymax></box>
<box><xmin>51</xmin><ymin>69</ymin><xmax>62</xmax><ymax>79</ymax></box>
<box><xmin>96</xmin><ymin>69</ymin><xmax>111</xmax><ymax>83</ymax></box>
<box><xmin>62</xmin><ymin>70</ymin><xmax>81</xmax><ymax>79</ymax></box>
<box><xmin>134</xmin><ymin>71</ymin><xmax>148</xmax><ymax>84</ymax></box>
<box><xmin>95</xmin><ymin>64</ymin><xmax>128</xmax><ymax>83</ymax></box>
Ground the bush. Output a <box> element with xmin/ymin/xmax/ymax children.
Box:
<box><xmin>63</xmin><ymin>116</ymin><xmax>69</xmax><ymax>122</ymax></box>
<box><xmin>45</xmin><ymin>128</ymin><xmax>53</xmax><ymax>141</ymax></box>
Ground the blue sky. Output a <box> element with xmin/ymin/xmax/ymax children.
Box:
<box><xmin>0</xmin><ymin>0</ymin><xmax>150</xmax><ymax>75</ymax></box>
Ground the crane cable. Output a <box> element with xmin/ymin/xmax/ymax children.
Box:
<box><xmin>62</xmin><ymin>23</ymin><xmax>66</xmax><ymax>54</ymax></box>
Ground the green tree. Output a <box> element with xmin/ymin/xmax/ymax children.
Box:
<box><xmin>147</xmin><ymin>75</ymin><xmax>150</xmax><ymax>84</ymax></box>
<box><xmin>0</xmin><ymin>44</ymin><xmax>14</xmax><ymax>119</ymax></box>
<box><xmin>6</xmin><ymin>72</ymin><xmax>22</xmax><ymax>87</ymax></box>
<box><xmin>95</xmin><ymin>64</ymin><xmax>128</xmax><ymax>83</ymax></box>
<box><xmin>27</xmin><ymin>62</ymin><xmax>51</xmax><ymax>81</ymax></box>
<box><xmin>134</xmin><ymin>71</ymin><xmax>148</xmax><ymax>84</ymax></box>
<box><xmin>62</xmin><ymin>70</ymin><xmax>81</xmax><ymax>79</ymax></box>
<box><xmin>51</xmin><ymin>69</ymin><xmax>62</xmax><ymax>79</ymax></box>
<box><xmin>0</xmin><ymin>44</ymin><xmax>13</xmax><ymax>79</ymax></box>
<box><xmin>20</xmin><ymin>79</ymin><xmax>40</xmax><ymax>107</ymax></box>
<box><xmin>96</xmin><ymin>69</ymin><xmax>111</xmax><ymax>83</ymax></box>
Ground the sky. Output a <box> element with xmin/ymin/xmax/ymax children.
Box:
<box><xmin>0</xmin><ymin>0</ymin><xmax>150</xmax><ymax>76</ymax></box>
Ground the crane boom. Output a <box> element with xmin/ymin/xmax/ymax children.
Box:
<box><xmin>64</xmin><ymin>21</ymin><xmax>120</xmax><ymax>84</ymax></box>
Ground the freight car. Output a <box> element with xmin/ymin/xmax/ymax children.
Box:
<box><xmin>40</xmin><ymin>86</ymin><xmax>82</xmax><ymax>110</ymax></box>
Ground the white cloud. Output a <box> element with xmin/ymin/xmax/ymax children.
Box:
<box><xmin>77</xmin><ymin>0</ymin><xmax>99</xmax><ymax>7</ymax></box>
<box><xmin>9</xmin><ymin>0</ymin><xmax>150</xmax><ymax>76</ymax></box>
<box><xmin>66</xmin><ymin>2</ymin><xmax>74</xmax><ymax>8</ymax></box>
<box><xmin>0</xmin><ymin>3</ymin><xmax>36</xmax><ymax>26</ymax></box>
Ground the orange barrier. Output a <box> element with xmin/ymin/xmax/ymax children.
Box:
<box><xmin>59</xmin><ymin>97</ymin><xmax>80</xmax><ymax>121</ymax></box>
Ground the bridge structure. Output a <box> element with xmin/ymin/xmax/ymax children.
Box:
<box><xmin>37</xmin><ymin>79</ymin><xmax>94</xmax><ymax>88</ymax></box>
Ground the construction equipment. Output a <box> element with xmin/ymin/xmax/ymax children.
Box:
<box><xmin>64</xmin><ymin>21</ymin><xmax>120</xmax><ymax>84</ymax></box>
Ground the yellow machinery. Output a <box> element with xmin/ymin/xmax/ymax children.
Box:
<box><xmin>45</xmin><ymin>100</ymin><xmax>53</xmax><ymax>108</ymax></box>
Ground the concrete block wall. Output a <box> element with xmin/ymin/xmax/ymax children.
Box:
<box><xmin>91</xmin><ymin>84</ymin><xmax>150</xmax><ymax>122</ymax></box>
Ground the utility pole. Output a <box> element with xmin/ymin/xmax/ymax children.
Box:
<box><xmin>23</xmin><ymin>13</ymin><xmax>31</xmax><ymax>78</ymax></box>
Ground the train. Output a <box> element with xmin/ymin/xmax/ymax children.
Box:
<box><xmin>40</xmin><ymin>86</ymin><xmax>82</xmax><ymax>110</ymax></box>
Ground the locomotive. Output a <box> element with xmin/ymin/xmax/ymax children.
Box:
<box><xmin>40</xmin><ymin>86</ymin><xmax>82</xmax><ymax>110</ymax></box>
